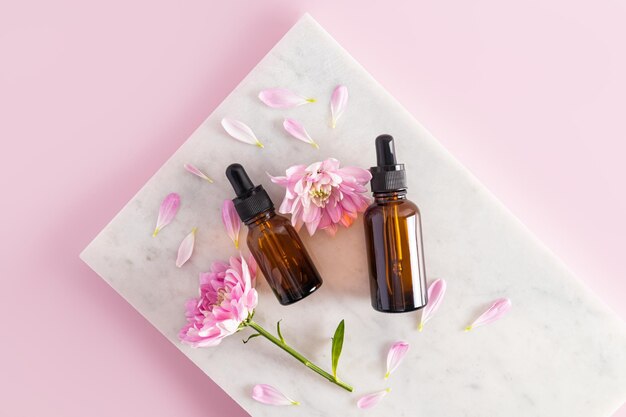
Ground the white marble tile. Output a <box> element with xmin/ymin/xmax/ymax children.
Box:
<box><xmin>81</xmin><ymin>14</ymin><xmax>626</xmax><ymax>417</ymax></box>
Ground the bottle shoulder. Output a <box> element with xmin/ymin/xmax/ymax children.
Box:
<box><xmin>246</xmin><ymin>211</ymin><xmax>292</xmax><ymax>235</ymax></box>
<box><xmin>365</xmin><ymin>198</ymin><xmax>420</xmax><ymax>219</ymax></box>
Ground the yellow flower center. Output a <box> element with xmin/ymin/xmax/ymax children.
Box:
<box><xmin>309</xmin><ymin>188</ymin><xmax>331</xmax><ymax>207</ymax></box>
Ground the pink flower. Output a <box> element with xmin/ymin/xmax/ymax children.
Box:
<box><xmin>179</xmin><ymin>254</ymin><xmax>258</xmax><ymax>347</ymax></box>
<box><xmin>269</xmin><ymin>158</ymin><xmax>372</xmax><ymax>236</ymax></box>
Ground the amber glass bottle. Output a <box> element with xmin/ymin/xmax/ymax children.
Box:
<box><xmin>363</xmin><ymin>135</ymin><xmax>428</xmax><ymax>313</ymax></box>
<box><xmin>226</xmin><ymin>164</ymin><xmax>323</xmax><ymax>305</ymax></box>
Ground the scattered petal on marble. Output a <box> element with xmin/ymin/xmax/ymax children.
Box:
<box><xmin>251</xmin><ymin>384</ymin><xmax>300</xmax><ymax>406</ymax></box>
<box><xmin>385</xmin><ymin>341</ymin><xmax>409</xmax><ymax>380</ymax></box>
<box><xmin>153</xmin><ymin>193</ymin><xmax>180</xmax><ymax>237</ymax></box>
<box><xmin>465</xmin><ymin>298</ymin><xmax>512</xmax><ymax>331</ymax></box>
<box><xmin>258</xmin><ymin>88</ymin><xmax>315</xmax><ymax>108</ymax></box>
<box><xmin>330</xmin><ymin>85</ymin><xmax>348</xmax><ymax>128</ymax></box>
<box><xmin>222</xmin><ymin>199</ymin><xmax>241</xmax><ymax>249</ymax></box>
<box><xmin>184</xmin><ymin>163</ymin><xmax>213</xmax><ymax>183</ymax></box>
<box><xmin>357</xmin><ymin>388</ymin><xmax>391</xmax><ymax>409</ymax></box>
<box><xmin>283</xmin><ymin>118</ymin><xmax>319</xmax><ymax>149</ymax></box>
<box><xmin>419</xmin><ymin>279</ymin><xmax>447</xmax><ymax>331</ymax></box>
<box><xmin>221</xmin><ymin>118</ymin><xmax>264</xmax><ymax>148</ymax></box>
<box><xmin>176</xmin><ymin>228</ymin><xmax>197</xmax><ymax>268</ymax></box>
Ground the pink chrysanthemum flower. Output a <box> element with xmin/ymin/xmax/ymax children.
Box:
<box><xmin>269</xmin><ymin>158</ymin><xmax>372</xmax><ymax>236</ymax></box>
<box><xmin>179</xmin><ymin>254</ymin><xmax>258</xmax><ymax>347</ymax></box>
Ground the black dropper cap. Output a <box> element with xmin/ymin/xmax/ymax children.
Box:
<box><xmin>225</xmin><ymin>163</ymin><xmax>274</xmax><ymax>222</ymax></box>
<box><xmin>370</xmin><ymin>134</ymin><xmax>407</xmax><ymax>193</ymax></box>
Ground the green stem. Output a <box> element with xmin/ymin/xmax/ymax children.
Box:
<box><xmin>247</xmin><ymin>320</ymin><xmax>353</xmax><ymax>392</ymax></box>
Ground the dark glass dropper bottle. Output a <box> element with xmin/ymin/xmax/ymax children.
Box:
<box><xmin>225</xmin><ymin>163</ymin><xmax>323</xmax><ymax>305</ymax></box>
<box><xmin>363</xmin><ymin>135</ymin><xmax>428</xmax><ymax>312</ymax></box>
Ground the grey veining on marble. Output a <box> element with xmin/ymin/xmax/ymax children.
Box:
<box><xmin>81</xmin><ymin>14</ymin><xmax>626</xmax><ymax>417</ymax></box>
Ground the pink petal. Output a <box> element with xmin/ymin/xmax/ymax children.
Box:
<box><xmin>418</xmin><ymin>279</ymin><xmax>447</xmax><ymax>331</ymax></box>
<box><xmin>251</xmin><ymin>384</ymin><xmax>299</xmax><ymax>406</ymax></box>
<box><xmin>338</xmin><ymin>166</ymin><xmax>372</xmax><ymax>184</ymax></box>
<box><xmin>330</xmin><ymin>85</ymin><xmax>348</xmax><ymax>128</ymax></box>
<box><xmin>258</xmin><ymin>88</ymin><xmax>315</xmax><ymax>108</ymax></box>
<box><xmin>323</xmin><ymin>223</ymin><xmax>338</xmax><ymax>236</ymax></box>
<box><xmin>221</xmin><ymin>118</ymin><xmax>264</xmax><ymax>148</ymax></box>
<box><xmin>222</xmin><ymin>200</ymin><xmax>241</xmax><ymax>249</ymax></box>
<box><xmin>176</xmin><ymin>228</ymin><xmax>197</xmax><ymax>268</ymax></box>
<box><xmin>268</xmin><ymin>174</ymin><xmax>290</xmax><ymax>187</ymax></box>
<box><xmin>239</xmin><ymin>254</ymin><xmax>252</xmax><ymax>288</ymax></box>
<box><xmin>153</xmin><ymin>193</ymin><xmax>180</xmax><ymax>237</ymax></box>
<box><xmin>465</xmin><ymin>298</ymin><xmax>512</xmax><ymax>331</ymax></box>
<box><xmin>305</xmin><ymin>214</ymin><xmax>321</xmax><ymax>236</ymax></box>
<box><xmin>385</xmin><ymin>341</ymin><xmax>409</xmax><ymax>379</ymax></box>
<box><xmin>357</xmin><ymin>389</ymin><xmax>391</xmax><ymax>409</ymax></box>
<box><xmin>283</xmin><ymin>118</ymin><xmax>319</xmax><ymax>149</ymax></box>
<box><xmin>326</xmin><ymin>203</ymin><xmax>342</xmax><ymax>223</ymax></box>
<box><xmin>184</xmin><ymin>163</ymin><xmax>213</xmax><ymax>183</ymax></box>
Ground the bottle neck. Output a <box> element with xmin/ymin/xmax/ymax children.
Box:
<box><xmin>244</xmin><ymin>208</ymin><xmax>276</xmax><ymax>226</ymax></box>
<box><xmin>373</xmin><ymin>189</ymin><xmax>407</xmax><ymax>203</ymax></box>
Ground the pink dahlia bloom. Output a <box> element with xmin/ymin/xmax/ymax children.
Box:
<box><xmin>179</xmin><ymin>254</ymin><xmax>258</xmax><ymax>347</ymax></box>
<box><xmin>269</xmin><ymin>158</ymin><xmax>372</xmax><ymax>236</ymax></box>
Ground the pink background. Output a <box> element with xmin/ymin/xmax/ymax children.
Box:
<box><xmin>1</xmin><ymin>1</ymin><xmax>624</xmax><ymax>416</ymax></box>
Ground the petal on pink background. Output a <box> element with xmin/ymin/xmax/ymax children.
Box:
<box><xmin>222</xmin><ymin>200</ymin><xmax>241</xmax><ymax>248</ymax></box>
<box><xmin>221</xmin><ymin>118</ymin><xmax>264</xmax><ymax>148</ymax></box>
<box><xmin>153</xmin><ymin>193</ymin><xmax>180</xmax><ymax>237</ymax></box>
<box><xmin>283</xmin><ymin>118</ymin><xmax>319</xmax><ymax>148</ymax></box>
<box><xmin>251</xmin><ymin>384</ymin><xmax>300</xmax><ymax>406</ymax></box>
<box><xmin>465</xmin><ymin>298</ymin><xmax>512</xmax><ymax>331</ymax></box>
<box><xmin>385</xmin><ymin>341</ymin><xmax>409</xmax><ymax>379</ymax></box>
<box><xmin>176</xmin><ymin>228</ymin><xmax>197</xmax><ymax>268</ymax></box>
<box><xmin>258</xmin><ymin>88</ymin><xmax>315</xmax><ymax>108</ymax></box>
<box><xmin>419</xmin><ymin>279</ymin><xmax>447</xmax><ymax>331</ymax></box>
<box><xmin>356</xmin><ymin>388</ymin><xmax>391</xmax><ymax>409</ymax></box>
<box><xmin>183</xmin><ymin>163</ymin><xmax>213</xmax><ymax>183</ymax></box>
<box><xmin>330</xmin><ymin>85</ymin><xmax>348</xmax><ymax>128</ymax></box>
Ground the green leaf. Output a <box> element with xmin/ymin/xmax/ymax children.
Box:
<box><xmin>242</xmin><ymin>333</ymin><xmax>261</xmax><ymax>344</ymax></box>
<box><xmin>331</xmin><ymin>319</ymin><xmax>345</xmax><ymax>379</ymax></box>
<box><xmin>277</xmin><ymin>320</ymin><xmax>285</xmax><ymax>343</ymax></box>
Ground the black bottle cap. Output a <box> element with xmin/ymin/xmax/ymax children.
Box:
<box><xmin>225</xmin><ymin>163</ymin><xmax>274</xmax><ymax>222</ymax></box>
<box><xmin>370</xmin><ymin>134</ymin><xmax>407</xmax><ymax>192</ymax></box>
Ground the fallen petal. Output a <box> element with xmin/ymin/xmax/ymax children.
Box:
<box><xmin>221</xmin><ymin>118</ymin><xmax>264</xmax><ymax>148</ymax></box>
<box><xmin>465</xmin><ymin>298</ymin><xmax>512</xmax><ymax>331</ymax></box>
<box><xmin>251</xmin><ymin>384</ymin><xmax>299</xmax><ymax>406</ymax></box>
<box><xmin>153</xmin><ymin>193</ymin><xmax>180</xmax><ymax>237</ymax></box>
<box><xmin>283</xmin><ymin>118</ymin><xmax>319</xmax><ymax>148</ymax></box>
<box><xmin>419</xmin><ymin>279</ymin><xmax>447</xmax><ymax>331</ymax></box>
<box><xmin>184</xmin><ymin>163</ymin><xmax>213</xmax><ymax>183</ymax></box>
<box><xmin>385</xmin><ymin>341</ymin><xmax>409</xmax><ymax>379</ymax></box>
<box><xmin>357</xmin><ymin>388</ymin><xmax>391</xmax><ymax>409</ymax></box>
<box><xmin>330</xmin><ymin>85</ymin><xmax>348</xmax><ymax>128</ymax></box>
<box><xmin>222</xmin><ymin>200</ymin><xmax>241</xmax><ymax>249</ymax></box>
<box><xmin>258</xmin><ymin>88</ymin><xmax>315</xmax><ymax>108</ymax></box>
<box><xmin>176</xmin><ymin>228</ymin><xmax>197</xmax><ymax>268</ymax></box>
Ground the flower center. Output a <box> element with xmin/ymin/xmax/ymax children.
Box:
<box><xmin>215</xmin><ymin>288</ymin><xmax>227</xmax><ymax>305</ymax></box>
<box><xmin>309</xmin><ymin>188</ymin><xmax>331</xmax><ymax>207</ymax></box>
